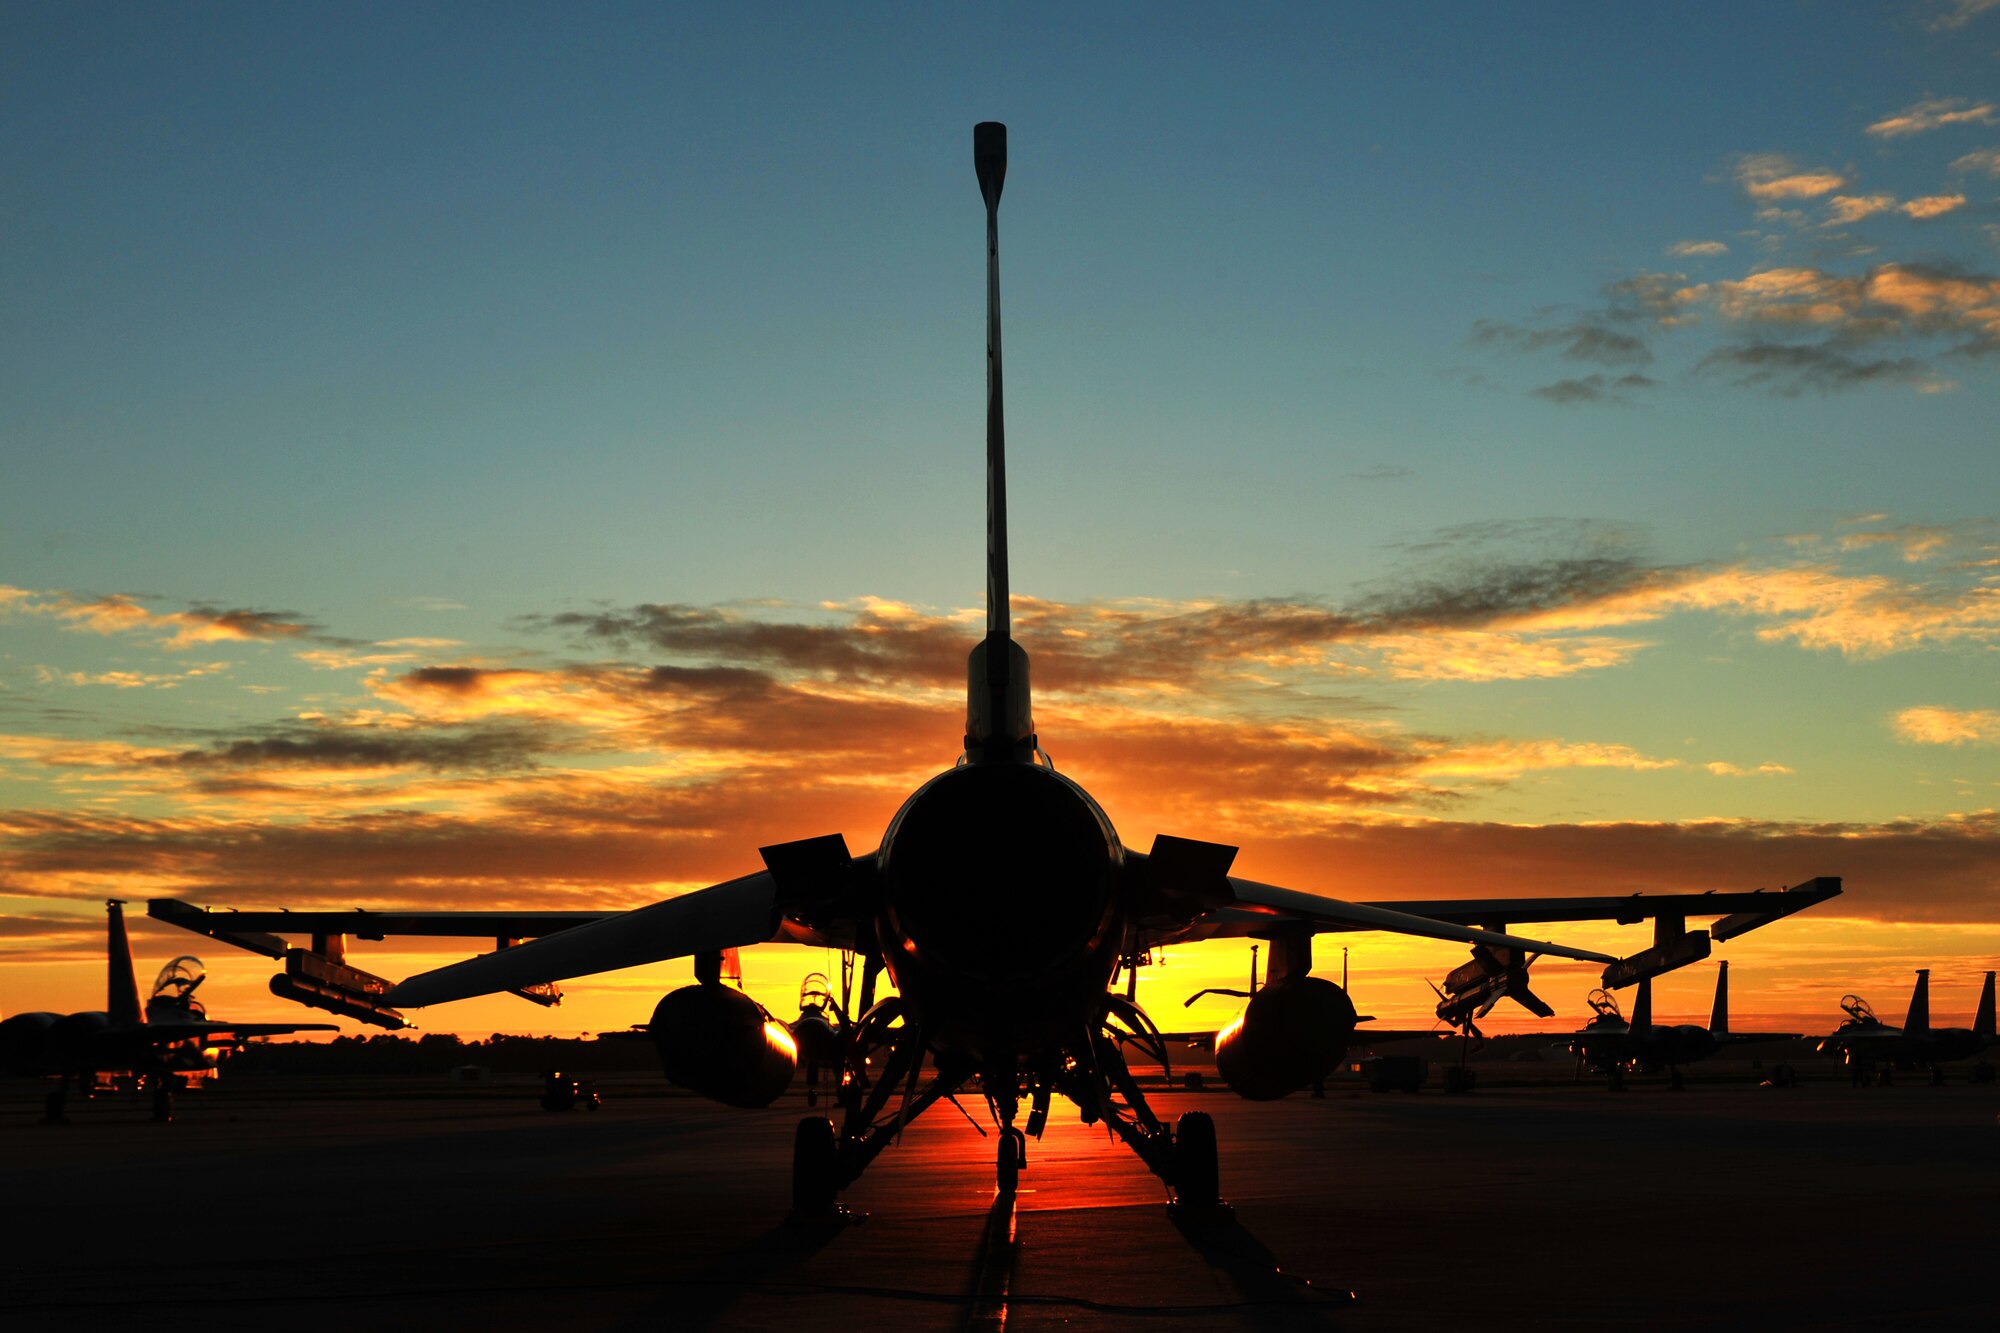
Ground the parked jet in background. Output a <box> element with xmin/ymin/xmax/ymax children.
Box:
<box><xmin>1819</xmin><ymin>969</ymin><xmax>1997</xmax><ymax>1084</ymax></box>
<box><xmin>1565</xmin><ymin>962</ymin><xmax>1797</xmax><ymax>1088</ymax></box>
<box><xmin>0</xmin><ymin>901</ymin><xmax>333</xmax><ymax>1121</ymax></box>
<box><xmin>147</xmin><ymin>125</ymin><xmax>1841</xmax><ymax>1217</ymax></box>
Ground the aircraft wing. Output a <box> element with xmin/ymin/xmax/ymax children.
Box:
<box><xmin>1348</xmin><ymin>1027</ymin><xmax>1452</xmax><ymax>1046</ymax></box>
<box><xmin>149</xmin><ymin>898</ymin><xmax>619</xmax><ymax>954</ymax></box>
<box><xmin>1195</xmin><ymin>876</ymin><xmax>1622</xmax><ymax>965</ymax></box>
<box><xmin>1149</xmin><ymin>876</ymin><xmax>1843</xmax><ymax>944</ymax></box>
<box><xmin>1721</xmin><ymin>1032</ymin><xmax>1802</xmax><ymax>1044</ymax></box>
<box><xmin>388</xmin><ymin>869</ymin><xmax>803</xmax><ymax>1007</ymax></box>
<box><xmin>144</xmin><ymin>1020</ymin><xmax>337</xmax><ymax>1042</ymax></box>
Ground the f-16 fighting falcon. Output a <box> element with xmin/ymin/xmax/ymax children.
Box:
<box><xmin>151</xmin><ymin>124</ymin><xmax>1841</xmax><ymax>1216</ymax></box>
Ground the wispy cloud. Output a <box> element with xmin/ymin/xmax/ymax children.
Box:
<box><xmin>1668</xmin><ymin>239</ymin><xmax>1729</xmax><ymax>258</ymax></box>
<box><xmin>1865</xmin><ymin>98</ymin><xmax>1998</xmax><ymax>140</ymax></box>
<box><xmin>1472</xmin><ymin>320</ymin><xmax>1652</xmax><ymax>366</ymax></box>
<box><xmin>1895</xmin><ymin>705</ymin><xmax>2000</xmax><ymax>745</ymax></box>
<box><xmin>1952</xmin><ymin>148</ymin><xmax>2000</xmax><ymax>177</ymax></box>
<box><xmin>1695</xmin><ymin>342</ymin><xmax>1937</xmax><ymax>394</ymax></box>
<box><xmin>35</xmin><ymin>663</ymin><xmax>231</xmax><ymax>690</ymax></box>
<box><xmin>1825</xmin><ymin>194</ymin><xmax>1899</xmax><ymax>226</ymax></box>
<box><xmin>1528</xmin><ymin>373</ymin><xmax>1656</xmax><ymax>405</ymax></box>
<box><xmin>3</xmin><ymin>587</ymin><xmax>327</xmax><ymax>650</ymax></box>
<box><xmin>1734</xmin><ymin>154</ymin><xmax>1846</xmax><ymax>201</ymax></box>
<box><xmin>1926</xmin><ymin>0</ymin><xmax>2000</xmax><ymax>31</ymax></box>
<box><xmin>1902</xmin><ymin>194</ymin><xmax>1967</xmax><ymax>220</ymax></box>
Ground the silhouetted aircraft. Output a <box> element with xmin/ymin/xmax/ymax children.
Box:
<box><xmin>148</xmin><ymin>124</ymin><xmax>1842</xmax><ymax>1216</ymax></box>
<box><xmin>1819</xmin><ymin>969</ymin><xmax>1997</xmax><ymax>1084</ymax></box>
<box><xmin>0</xmin><ymin>901</ymin><xmax>333</xmax><ymax>1121</ymax></box>
<box><xmin>1562</xmin><ymin>961</ymin><xmax>1797</xmax><ymax>1088</ymax></box>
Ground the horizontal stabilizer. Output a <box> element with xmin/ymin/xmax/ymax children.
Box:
<box><xmin>1227</xmin><ymin>877</ymin><xmax>1618</xmax><ymax>966</ymax></box>
<box><xmin>389</xmin><ymin>871</ymin><xmax>780</xmax><ymax>1007</ymax></box>
<box><xmin>1141</xmin><ymin>835</ymin><xmax>1239</xmax><ymax>917</ymax></box>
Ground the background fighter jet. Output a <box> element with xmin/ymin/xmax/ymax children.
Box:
<box><xmin>1562</xmin><ymin>961</ymin><xmax>1798</xmax><ymax>1089</ymax></box>
<box><xmin>148</xmin><ymin>125</ymin><xmax>1840</xmax><ymax>1217</ymax></box>
<box><xmin>0</xmin><ymin>901</ymin><xmax>333</xmax><ymax>1121</ymax></box>
<box><xmin>1819</xmin><ymin>969</ymin><xmax>1997</xmax><ymax>1084</ymax></box>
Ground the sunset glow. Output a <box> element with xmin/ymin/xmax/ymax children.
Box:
<box><xmin>3</xmin><ymin>6</ymin><xmax>1996</xmax><ymax>1044</ymax></box>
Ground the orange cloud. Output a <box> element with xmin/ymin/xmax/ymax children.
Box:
<box><xmin>1865</xmin><ymin>98</ymin><xmax>1998</xmax><ymax>139</ymax></box>
<box><xmin>4</xmin><ymin>587</ymin><xmax>322</xmax><ymax>650</ymax></box>
<box><xmin>1711</xmin><ymin>268</ymin><xmax>1860</xmax><ymax>324</ymax></box>
<box><xmin>1895</xmin><ymin>706</ymin><xmax>2000</xmax><ymax>745</ymax></box>
<box><xmin>1735</xmin><ymin>154</ymin><xmax>1846</xmax><ymax>201</ymax></box>
<box><xmin>1825</xmin><ymin>194</ymin><xmax>1898</xmax><ymax>225</ymax></box>
<box><xmin>1367</xmin><ymin>630</ymin><xmax>1649</xmax><ymax>681</ymax></box>
<box><xmin>1901</xmin><ymin>194</ymin><xmax>1967</xmax><ymax>220</ymax></box>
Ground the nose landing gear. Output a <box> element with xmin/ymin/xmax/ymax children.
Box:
<box><xmin>997</xmin><ymin>1126</ymin><xmax>1026</xmax><ymax>1193</ymax></box>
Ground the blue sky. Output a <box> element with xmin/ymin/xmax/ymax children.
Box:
<box><xmin>4</xmin><ymin>2</ymin><xmax>1998</xmax><ymax>1033</ymax></box>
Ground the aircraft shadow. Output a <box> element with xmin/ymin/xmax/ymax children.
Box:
<box><xmin>1169</xmin><ymin>1210</ymin><xmax>1355</xmax><ymax>1330</ymax></box>
<box><xmin>614</xmin><ymin>1215</ymin><xmax>845</xmax><ymax>1331</ymax></box>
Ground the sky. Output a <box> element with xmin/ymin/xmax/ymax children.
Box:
<box><xmin>4</xmin><ymin>1</ymin><xmax>1999</xmax><ymax>1042</ymax></box>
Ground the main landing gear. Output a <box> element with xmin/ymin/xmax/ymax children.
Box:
<box><xmin>1169</xmin><ymin>1111</ymin><xmax>1221</xmax><ymax>1212</ymax></box>
<box><xmin>787</xmin><ymin>999</ymin><xmax>1229</xmax><ymax>1221</ymax></box>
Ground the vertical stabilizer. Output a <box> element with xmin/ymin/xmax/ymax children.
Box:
<box><xmin>107</xmin><ymin>900</ymin><xmax>142</xmax><ymax>1026</ymax></box>
<box><xmin>964</xmin><ymin>120</ymin><xmax>1035</xmax><ymax>762</ymax></box>
<box><xmin>1974</xmin><ymin>971</ymin><xmax>1995</xmax><ymax>1040</ymax></box>
<box><xmin>1904</xmin><ymin>968</ymin><xmax>1930</xmax><ymax>1034</ymax></box>
<box><xmin>1631</xmin><ymin>976</ymin><xmax>1652</xmax><ymax>1031</ymax></box>
<box><xmin>1709</xmin><ymin>961</ymin><xmax>1729</xmax><ymax>1037</ymax></box>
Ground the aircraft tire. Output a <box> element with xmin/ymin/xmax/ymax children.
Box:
<box><xmin>1173</xmin><ymin>1111</ymin><xmax>1219</xmax><ymax>1207</ymax></box>
<box><xmin>792</xmin><ymin>1116</ymin><xmax>838</xmax><ymax>1216</ymax></box>
<box><xmin>997</xmin><ymin>1128</ymin><xmax>1023</xmax><ymax>1193</ymax></box>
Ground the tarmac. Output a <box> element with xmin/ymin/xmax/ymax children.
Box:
<box><xmin>4</xmin><ymin>1066</ymin><xmax>1995</xmax><ymax>1331</ymax></box>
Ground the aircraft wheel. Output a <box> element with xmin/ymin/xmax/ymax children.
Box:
<box><xmin>791</xmin><ymin>1116</ymin><xmax>838</xmax><ymax>1217</ymax></box>
<box><xmin>151</xmin><ymin>1081</ymin><xmax>174</xmax><ymax>1124</ymax></box>
<box><xmin>997</xmin><ymin>1127</ymin><xmax>1024</xmax><ymax>1193</ymax></box>
<box><xmin>1173</xmin><ymin>1111</ymin><xmax>1220</xmax><ymax>1207</ymax></box>
<box><xmin>44</xmin><ymin>1084</ymin><xmax>68</xmax><ymax>1124</ymax></box>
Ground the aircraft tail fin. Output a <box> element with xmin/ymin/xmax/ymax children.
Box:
<box><xmin>1631</xmin><ymin>975</ymin><xmax>1652</xmax><ymax>1031</ymax></box>
<box><xmin>1709</xmin><ymin>961</ymin><xmax>1729</xmax><ymax>1037</ymax></box>
<box><xmin>1904</xmin><ymin>968</ymin><xmax>1930</xmax><ymax>1034</ymax></box>
<box><xmin>107</xmin><ymin>900</ymin><xmax>142</xmax><ymax>1026</ymax></box>
<box><xmin>964</xmin><ymin>121</ymin><xmax>1035</xmax><ymax>762</ymax></box>
<box><xmin>1974</xmin><ymin>970</ymin><xmax>1995</xmax><ymax>1040</ymax></box>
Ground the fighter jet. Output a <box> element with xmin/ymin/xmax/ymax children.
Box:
<box><xmin>1819</xmin><ymin>969</ymin><xmax>1997</xmax><ymax>1084</ymax></box>
<box><xmin>1563</xmin><ymin>961</ymin><xmax>1798</xmax><ymax>1089</ymax></box>
<box><xmin>148</xmin><ymin>125</ymin><xmax>1841</xmax><ymax>1216</ymax></box>
<box><xmin>0</xmin><ymin>901</ymin><xmax>333</xmax><ymax>1121</ymax></box>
